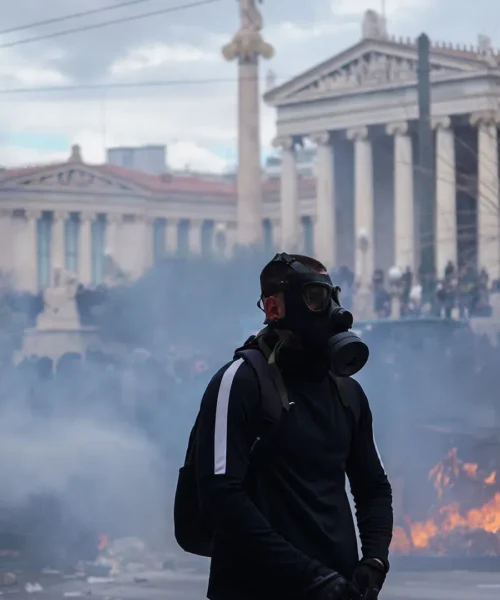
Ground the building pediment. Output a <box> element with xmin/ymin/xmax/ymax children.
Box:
<box><xmin>265</xmin><ymin>37</ymin><xmax>491</xmax><ymax>105</ymax></box>
<box><xmin>0</xmin><ymin>162</ymin><xmax>146</xmax><ymax>194</ymax></box>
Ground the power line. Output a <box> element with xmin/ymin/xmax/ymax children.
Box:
<box><xmin>0</xmin><ymin>76</ymin><xmax>282</xmax><ymax>95</ymax></box>
<box><xmin>0</xmin><ymin>0</ymin><xmax>155</xmax><ymax>36</ymax></box>
<box><xmin>0</xmin><ymin>0</ymin><xmax>220</xmax><ymax>49</ymax></box>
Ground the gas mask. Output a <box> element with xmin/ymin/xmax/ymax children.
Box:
<box><xmin>262</xmin><ymin>253</ymin><xmax>369</xmax><ymax>377</ymax></box>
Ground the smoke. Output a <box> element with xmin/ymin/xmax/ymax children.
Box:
<box><xmin>0</xmin><ymin>253</ymin><xmax>267</xmax><ymax>565</ymax></box>
<box><xmin>1</xmin><ymin>250</ymin><xmax>497</xmax><ymax>565</ymax></box>
<box><xmin>0</xmin><ymin>408</ymin><xmax>165</xmax><ymax>538</ymax></box>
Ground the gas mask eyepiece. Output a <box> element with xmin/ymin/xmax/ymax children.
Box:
<box><xmin>263</xmin><ymin>253</ymin><xmax>369</xmax><ymax>377</ymax></box>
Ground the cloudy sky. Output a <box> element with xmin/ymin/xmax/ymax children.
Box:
<box><xmin>0</xmin><ymin>0</ymin><xmax>499</xmax><ymax>172</ymax></box>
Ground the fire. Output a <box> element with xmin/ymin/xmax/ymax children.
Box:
<box><xmin>391</xmin><ymin>448</ymin><xmax>500</xmax><ymax>555</ymax></box>
<box><xmin>98</xmin><ymin>534</ymin><xmax>109</xmax><ymax>551</ymax></box>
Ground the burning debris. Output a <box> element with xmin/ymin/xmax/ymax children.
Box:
<box><xmin>86</xmin><ymin>536</ymin><xmax>168</xmax><ymax>576</ymax></box>
<box><xmin>392</xmin><ymin>447</ymin><xmax>500</xmax><ymax>556</ymax></box>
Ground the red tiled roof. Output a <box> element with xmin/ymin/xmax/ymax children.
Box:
<box><xmin>95</xmin><ymin>164</ymin><xmax>237</xmax><ymax>196</ymax></box>
<box><xmin>0</xmin><ymin>160</ymin><xmax>316</xmax><ymax>199</ymax></box>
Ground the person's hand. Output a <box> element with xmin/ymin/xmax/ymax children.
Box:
<box><xmin>351</xmin><ymin>558</ymin><xmax>387</xmax><ymax>600</ymax></box>
<box><xmin>304</xmin><ymin>571</ymin><xmax>351</xmax><ymax>600</ymax></box>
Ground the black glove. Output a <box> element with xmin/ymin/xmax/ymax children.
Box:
<box><xmin>304</xmin><ymin>571</ymin><xmax>350</xmax><ymax>600</ymax></box>
<box><xmin>351</xmin><ymin>558</ymin><xmax>387</xmax><ymax>600</ymax></box>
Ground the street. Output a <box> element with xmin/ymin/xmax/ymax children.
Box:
<box><xmin>3</xmin><ymin>570</ymin><xmax>500</xmax><ymax>600</ymax></box>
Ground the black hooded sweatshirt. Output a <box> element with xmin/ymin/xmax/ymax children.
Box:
<box><xmin>195</xmin><ymin>333</ymin><xmax>393</xmax><ymax>600</ymax></box>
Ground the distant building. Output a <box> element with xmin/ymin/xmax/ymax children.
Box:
<box><xmin>106</xmin><ymin>145</ymin><xmax>167</xmax><ymax>175</ymax></box>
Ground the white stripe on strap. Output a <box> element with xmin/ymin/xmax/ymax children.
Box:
<box><xmin>214</xmin><ymin>358</ymin><xmax>244</xmax><ymax>475</ymax></box>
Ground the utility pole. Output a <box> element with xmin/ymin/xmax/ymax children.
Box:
<box><xmin>417</xmin><ymin>32</ymin><xmax>435</xmax><ymax>277</ymax></box>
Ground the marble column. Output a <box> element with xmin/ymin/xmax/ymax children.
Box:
<box><xmin>189</xmin><ymin>218</ymin><xmax>202</xmax><ymax>255</ymax></box>
<box><xmin>105</xmin><ymin>213</ymin><xmax>122</xmax><ymax>259</ymax></box>
<box><xmin>51</xmin><ymin>211</ymin><xmax>68</xmax><ymax>276</ymax></box>
<box><xmin>433</xmin><ymin>116</ymin><xmax>457</xmax><ymax>277</ymax></box>
<box><xmin>78</xmin><ymin>212</ymin><xmax>95</xmax><ymax>287</ymax></box>
<box><xmin>310</xmin><ymin>131</ymin><xmax>336</xmax><ymax>269</ymax></box>
<box><xmin>23</xmin><ymin>209</ymin><xmax>41</xmax><ymax>292</ymax></box>
<box><xmin>166</xmin><ymin>218</ymin><xmax>179</xmax><ymax>255</ymax></box>
<box><xmin>140</xmin><ymin>215</ymin><xmax>154</xmax><ymax>272</ymax></box>
<box><xmin>346</xmin><ymin>126</ymin><xmax>374</xmax><ymax>285</ymax></box>
<box><xmin>470</xmin><ymin>111</ymin><xmax>500</xmax><ymax>279</ymax></box>
<box><xmin>0</xmin><ymin>209</ymin><xmax>12</xmax><ymax>272</ymax></box>
<box><xmin>386</xmin><ymin>121</ymin><xmax>415</xmax><ymax>271</ymax></box>
<box><xmin>274</xmin><ymin>136</ymin><xmax>300</xmax><ymax>251</ymax></box>
<box><xmin>222</xmin><ymin>3</ymin><xmax>273</xmax><ymax>247</ymax></box>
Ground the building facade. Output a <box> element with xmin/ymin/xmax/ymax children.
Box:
<box><xmin>265</xmin><ymin>10</ymin><xmax>500</xmax><ymax>285</ymax></box>
<box><xmin>0</xmin><ymin>145</ymin><xmax>316</xmax><ymax>293</ymax></box>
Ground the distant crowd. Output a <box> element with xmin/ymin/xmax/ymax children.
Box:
<box><xmin>333</xmin><ymin>261</ymin><xmax>494</xmax><ymax>319</ymax></box>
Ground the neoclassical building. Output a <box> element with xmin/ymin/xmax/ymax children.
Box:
<box><xmin>0</xmin><ymin>144</ymin><xmax>316</xmax><ymax>293</ymax></box>
<box><xmin>3</xmin><ymin>9</ymin><xmax>500</xmax><ymax>294</ymax></box>
<box><xmin>266</xmin><ymin>10</ymin><xmax>500</xmax><ymax>285</ymax></box>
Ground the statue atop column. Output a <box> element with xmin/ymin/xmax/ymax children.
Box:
<box><xmin>361</xmin><ymin>9</ymin><xmax>388</xmax><ymax>41</ymax></box>
<box><xmin>37</xmin><ymin>267</ymin><xmax>81</xmax><ymax>330</ymax></box>
<box><xmin>222</xmin><ymin>1</ymin><xmax>274</xmax><ymax>248</ymax></box>
<box><xmin>222</xmin><ymin>0</ymin><xmax>274</xmax><ymax>62</ymax></box>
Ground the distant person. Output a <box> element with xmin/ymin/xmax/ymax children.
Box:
<box><xmin>176</xmin><ymin>253</ymin><xmax>393</xmax><ymax>600</ymax></box>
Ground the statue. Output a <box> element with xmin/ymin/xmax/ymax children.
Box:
<box><xmin>222</xmin><ymin>0</ymin><xmax>274</xmax><ymax>61</ymax></box>
<box><xmin>362</xmin><ymin>9</ymin><xmax>387</xmax><ymax>40</ymax></box>
<box><xmin>37</xmin><ymin>267</ymin><xmax>80</xmax><ymax>330</ymax></box>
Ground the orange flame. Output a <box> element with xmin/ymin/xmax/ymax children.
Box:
<box><xmin>98</xmin><ymin>534</ymin><xmax>109</xmax><ymax>551</ymax></box>
<box><xmin>391</xmin><ymin>449</ymin><xmax>500</xmax><ymax>555</ymax></box>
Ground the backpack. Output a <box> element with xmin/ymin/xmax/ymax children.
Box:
<box><xmin>173</xmin><ymin>337</ymin><xmax>360</xmax><ymax>557</ymax></box>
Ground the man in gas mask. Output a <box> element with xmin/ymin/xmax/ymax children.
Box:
<box><xmin>195</xmin><ymin>253</ymin><xmax>393</xmax><ymax>600</ymax></box>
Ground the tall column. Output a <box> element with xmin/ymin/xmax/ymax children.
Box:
<box><xmin>135</xmin><ymin>215</ymin><xmax>154</xmax><ymax>274</ymax></box>
<box><xmin>189</xmin><ymin>219</ymin><xmax>202</xmax><ymax>255</ymax></box>
<box><xmin>105</xmin><ymin>213</ymin><xmax>122</xmax><ymax>258</ymax></box>
<box><xmin>274</xmin><ymin>136</ymin><xmax>300</xmax><ymax>251</ymax></box>
<box><xmin>470</xmin><ymin>111</ymin><xmax>500</xmax><ymax>279</ymax></box>
<box><xmin>310</xmin><ymin>131</ymin><xmax>336</xmax><ymax>269</ymax></box>
<box><xmin>222</xmin><ymin>1</ymin><xmax>274</xmax><ymax>247</ymax></box>
<box><xmin>51</xmin><ymin>211</ymin><xmax>67</xmax><ymax>275</ymax></box>
<box><xmin>78</xmin><ymin>212</ymin><xmax>95</xmax><ymax>287</ymax></box>
<box><xmin>23</xmin><ymin>209</ymin><xmax>41</xmax><ymax>292</ymax></box>
<box><xmin>0</xmin><ymin>209</ymin><xmax>12</xmax><ymax>272</ymax></box>
<box><xmin>433</xmin><ymin>116</ymin><xmax>457</xmax><ymax>277</ymax></box>
<box><xmin>166</xmin><ymin>219</ymin><xmax>179</xmax><ymax>255</ymax></box>
<box><xmin>347</xmin><ymin>126</ymin><xmax>375</xmax><ymax>285</ymax></box>
<box><xmin>386</xmin><ymin>121</ymin><xmax>415</xmax><ymax>271</ymax></box>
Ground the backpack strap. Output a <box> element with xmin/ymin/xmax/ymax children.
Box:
<box><xmin>329</xmin><ymin>373</ymin><xmax>361</xmax><ymax>427</ymax></box>
<box><xmin>234</xmin><ymin>348</ymin><xmax>284</xmax><ymax>428</ymax></box>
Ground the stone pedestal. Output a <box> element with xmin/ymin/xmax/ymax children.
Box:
<box><xmin>18</xmin><ymin>326</ymin><xmax>100</xmax><ymax>364</ymax></box>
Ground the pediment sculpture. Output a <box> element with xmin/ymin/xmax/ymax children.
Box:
<box><xmin>16</xmin><ymin>168</ymin><xmax>132</xmax><ymax>191</ymax></box>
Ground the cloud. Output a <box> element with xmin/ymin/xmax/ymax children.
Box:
<box><xmin>167</xmin><ymin>140</ymin><xmax>229</xmax><ymax>173</ymax></box>
<box><xmin>332</xmin><ymin>0</ymin><xmax>432</xmax><ymax>18</ymax></box>
<box><xmin>0</xmin><ymin>0</ymin><xmax>495</xmax><ymax>174</ymax></box>
<box><xmin>110</xmin><ymin>42</ymin><xmax>219</xmax><ymax>76</ymax></box>
<box><xmin>270</xmin><ymin>20</ymin><xmax>357</xmax><ymax>44</ymax></box>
